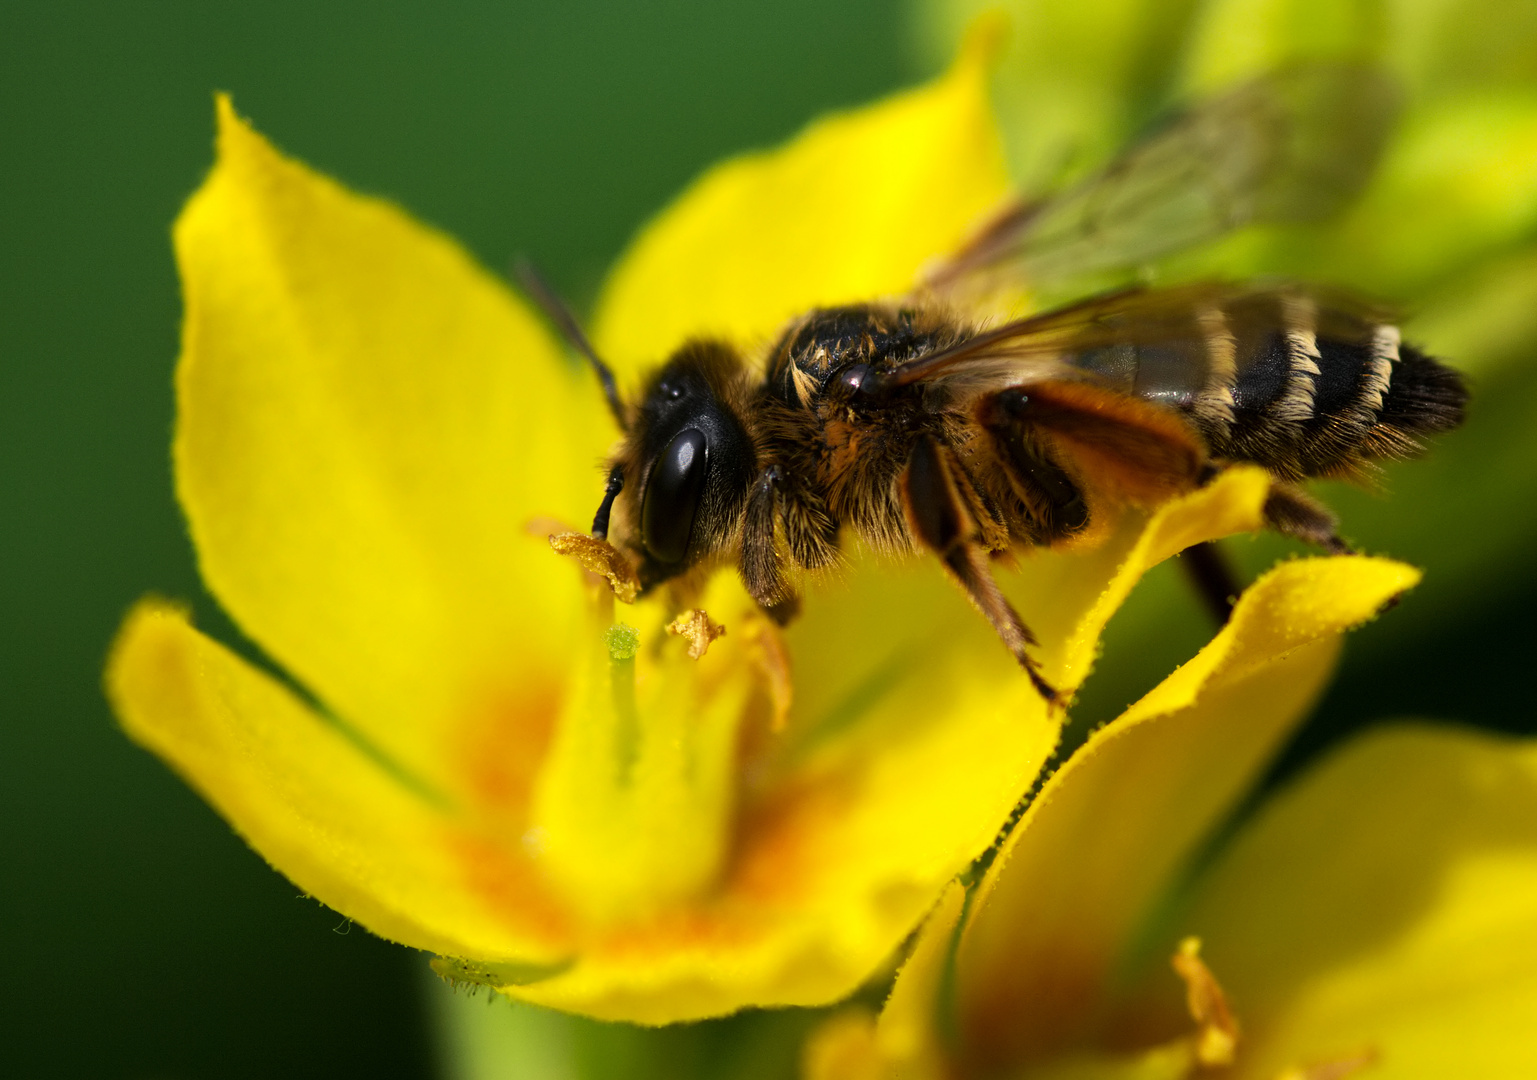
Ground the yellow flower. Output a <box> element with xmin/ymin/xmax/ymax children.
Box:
<box><xmin>804</xmin><ymin>563</ymin><xmax>1537</xmax><ymax>1079</ymax></box>
<box><xmin>104</xmin><ymin>28</ymin><xmax>1416</xmax><ymax>1029</ymax></box>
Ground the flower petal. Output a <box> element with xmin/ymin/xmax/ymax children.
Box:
<box><xmin>106</xmin><ymin>600</ymin><xmax>572</xmax><ymax>962</ymax></box>
<box><xmin>497</xmin><ymin>586</ymin><xmax>1058</xmax><ymax>1022</ymax></box>
<box><xmin>175</xmin><ymin>98</ymin><xmax>611</xmax><ymax>785</ymax></box>
<box><xmin>953</xmin><ymin>555</ymin><xmax>1420</xmax><ymax>1071</ymax></box>
<box><xmin>875</xmin><ymin>882</ymin><xmax>967</xmax><ymax>1071</ymax></box>
<box><xmin>590</xmin><ymin>23</ymin><xmax>1011</xmax><ymax>381</ymax></box>
<box><xmin>1172</xmin><ymin>725</ymin><xmax>1537</xmax><ymax>1080</ymax></box>
<box><xmin>1030</xmin><ymin>466</ymin><xmax>1273</xmax><ymax>692</ymax></box>
<box><xmin>480</xmin><ymin>470</ymin><xmax>1274</xmax><ymax>1022</ymax></box>
<box><xmin>801</xmin><ymin>883</ymin><xmax>965</xmax><ymax>1080</ymax></box>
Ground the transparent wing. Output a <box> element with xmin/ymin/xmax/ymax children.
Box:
<box><xmin>926</xmin><ymin>64</ymin><xmax>1400</xmax><ymax>300</ymax></box>
<box><xmin>876</xmin><ymin>281</ymin><xmax>1390</xmax><ymax>390</ymax></box>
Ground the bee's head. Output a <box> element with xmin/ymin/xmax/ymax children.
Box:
<box><xmin>599</xmin><ymin>341</ymin><xmax>757</xmax><ymax>588</ymax></box>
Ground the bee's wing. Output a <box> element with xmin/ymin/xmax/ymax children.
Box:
<box><xmin>880</xmin><ymin>280</ymin><xmax>1391</xmax><ymax>389</ymax></box>
<box><xmin>926</xmin><ymin>64</ymin><xmax>1399</xmax><ymax>299</ymax></box>
<box><xmin>881</xmin><ymin>283</ymin><xmax>1228</xmax><ymax>387</ymax></box>
<box><xmin>902</xmin><ymin>286</ymin><xmax>1277</xmax><ymax>507</ymax></box>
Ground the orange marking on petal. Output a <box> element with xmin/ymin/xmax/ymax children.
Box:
<box><xmin>594</xmin><ymin>907</ymin><xmax>756</xmax><ymax>959</ymax></box>
<box><xmin>958</xmin><ymin>944</ymin><xmax>1109</xmax><ymax>1070</ymax></box>
<box><xmin>729</xmin><ymin>776</ymin><xmax>853</xmax><ymax>905</ymax></box>
<box><xmin>452</xmin><ymin>681</ymin><xmax>563</xmax><ymax>821</ymax></box>
<box><xmin>445</xmin><ymin>828</ymin><xmax>574</xmax><ymax>947</ymax></box>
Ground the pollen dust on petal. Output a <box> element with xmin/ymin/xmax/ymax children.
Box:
<box><xmin>1172</xmin><ymin>937</ymin><xmax>1239</xmax><ymax>1068</ymax></box>
<box><xmin>548</xmin><ymin>531</ymin><xmax>640</xmax><ymax>602</ymax></box>
<box><xmin>666</xmin><ymin>608</ymin><xmax>727</xmax><ymax>660</ymax></box>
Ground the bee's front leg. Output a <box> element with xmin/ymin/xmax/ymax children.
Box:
<box><xmin>902</xmin><ymin>435</ymin><xmax>1059</xmax><ymax>704</ymax></box>
<box><xmin>739</xmin><ymin>466</ymin><xmax>801</xmax><ymax>625</ymax></box>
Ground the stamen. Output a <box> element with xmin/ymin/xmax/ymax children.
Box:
<box><xmin>667</xmin><ymin>608</ymin><xmax>727</xmax><ymax>659</ymax></box>
<box><xmin>605</xmin><ymin>622</ymin><xmax>640</xmax><ymax>660</ymax></box>
<box><xmin>549</xmin><ymin>531</ymin><xmax>640</xmax><ymax>602</ymax></box>
<box><xmin>605</xmin><ymin>623</ymin><xmax>640</xmax><ymax>781</ymax></box>
<box><xmin>1171</xmin><ymin>937</ymin><xmax>1239</xmax><ymax>1068</ymax></box>
<box><xmin>748</xmin><ymin>616</ymin><xmax>794</xmax><ymax>732</ymax></box>
<box><xmin>527</xmin><ymin>607</ymin><xmax>749</xmax><ymax>923</ymax></box>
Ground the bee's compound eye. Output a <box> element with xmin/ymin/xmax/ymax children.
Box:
<box><xmin>999</xmin><ymin>389</ymin><xmax>1031</xmax><ymax>416</ymax></box>
<box><xmin>641</xmin><ymin>428</ymin><xmax>708</xmax><ymax>565</ymax></box>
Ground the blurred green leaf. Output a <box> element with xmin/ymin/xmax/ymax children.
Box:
<box><xmin>1386</xmin><ymin>0</ymin><xmax>1537</xmax><ymax>95</ymax></box>
<box><xmin>1180</xmin><ymin>0</ymin><xmax>1387</xmax><ymax>92</ymax></box>
<box><xmin>1415</xmin><ymin>244</ymin><xmax>1537</xmax><ymax>375</ymax></box>
<box><xmin>432</xmin><ymin>979</ymin><xmax>822</xmax><ymax>1080</ymax></box>
<box><xmin>910</xmin><ymin>0</ymin><xmax>1204</xmax><ymax>191</ymax></box>
<box><xmin>1323</xmin><ymin>92</ymin><xmax>1537</xmax><ymax>298</ymax></box>
<box><xmin>1180</xmin><ymin>92</ymin><xmax>1537</xmax><ymax>302</ymax></box>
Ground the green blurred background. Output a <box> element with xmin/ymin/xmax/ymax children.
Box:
<box><xmin>0</xmin><ymin>3</ymin><xmax>911</xmax><ymax>1076</ymax></box>
<box><xmin>4</xmin><ymin>2</ymin><xmax>1535</xmax><ymax>1078</ymax></box>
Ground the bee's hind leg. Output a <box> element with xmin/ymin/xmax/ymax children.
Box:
<box><xmin>902</xmin><ymin>436</ymin><xmax>1060</xmax><ymax>704</ymax></box>
<box><xmin>1181</xmin><ymin>481</ymin><xmax>1350</xmax><ymax>626</ymax></box>
<box><xmin>1263</xmin><ymin>482</ymin><xmax>1353</xmax><ymax>555</ymax></box>
<box><xmin>1180</xmin><ymin>541</ymin><xmax>1241</xmax><ymax>626</ymax></box>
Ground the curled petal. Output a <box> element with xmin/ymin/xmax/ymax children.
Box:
<box><xmin>801</xmin><ymin>883</ymin><xmax>965</xmax><ymax>1080</ymax></box>
<box><xmin>1170</xmin><ymin>725</ymin><xmax>1537</xmax><ymax>1080</ymax></box>
<box><xmin>954</xmin><ymin>555</ymin><xmax>1419</xmax><ymax>1070</ymax></box>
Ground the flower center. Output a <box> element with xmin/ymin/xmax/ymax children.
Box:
<box><xmin>525</xmin><ymin>587</ymin><xmax>755</xmax><ymax>925</ymax></box>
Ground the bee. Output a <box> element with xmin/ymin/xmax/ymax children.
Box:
<box><xmin>528</xmin><ymin>65</ymin><xmax>1466</xmax><ymax>701</ymax></box>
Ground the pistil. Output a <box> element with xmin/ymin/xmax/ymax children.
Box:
<box><xmin>526</xmin><ymin>596</ymin><xmax>753</xmax><ymax>925</ymax></box>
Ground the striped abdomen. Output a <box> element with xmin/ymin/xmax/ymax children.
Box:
<box><xmin>1069</xmin><ymin>290</ymin><xmax>1467</xmax><ymax>480</ymax></box>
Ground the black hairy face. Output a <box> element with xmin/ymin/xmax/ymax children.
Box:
<box><xmin>625</xmin><ymin>341</ymin><xmax>757</xmax><ymax>582</ymax></box>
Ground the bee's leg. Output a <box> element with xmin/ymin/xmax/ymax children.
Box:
<box><xmin>739</xmin><ymin>466</ymin><xmax>801</xmax><ymax>624</ymax></box>
<box><xmin>779</xmin><ymin>484</ymin><xmax>841</xmax><ymax>573</ymax></box>
<box><xmin>1263</xmin><ymin>482</ymin><xmax>1353</xmax><ymax>554</ymax></box>
<box><xmin>1180</xmin><ymin>541</ymin><xmax>1241</xmax><ymax>626</ymax></box>
<box><xmin>1187</xmin><ymin>470</ymin><xmax>1346</xmax><ymax>620</ymax></box>
<box><xmin>902</xmin><ymin>436</ymin><xmax>1059</xmax><ymax>703</ymax></box>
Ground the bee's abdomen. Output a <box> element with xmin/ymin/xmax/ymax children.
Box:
<box><xmin>1072</xmin><ymin>290</ymin><xmax>1466</xmax><ymax>480</ymax></box>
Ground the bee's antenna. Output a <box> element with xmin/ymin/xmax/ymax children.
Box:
<box><xmin>513</xmin><ymin>257</ymin><xmax>628</xmax><ymax>432</ymax></box>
